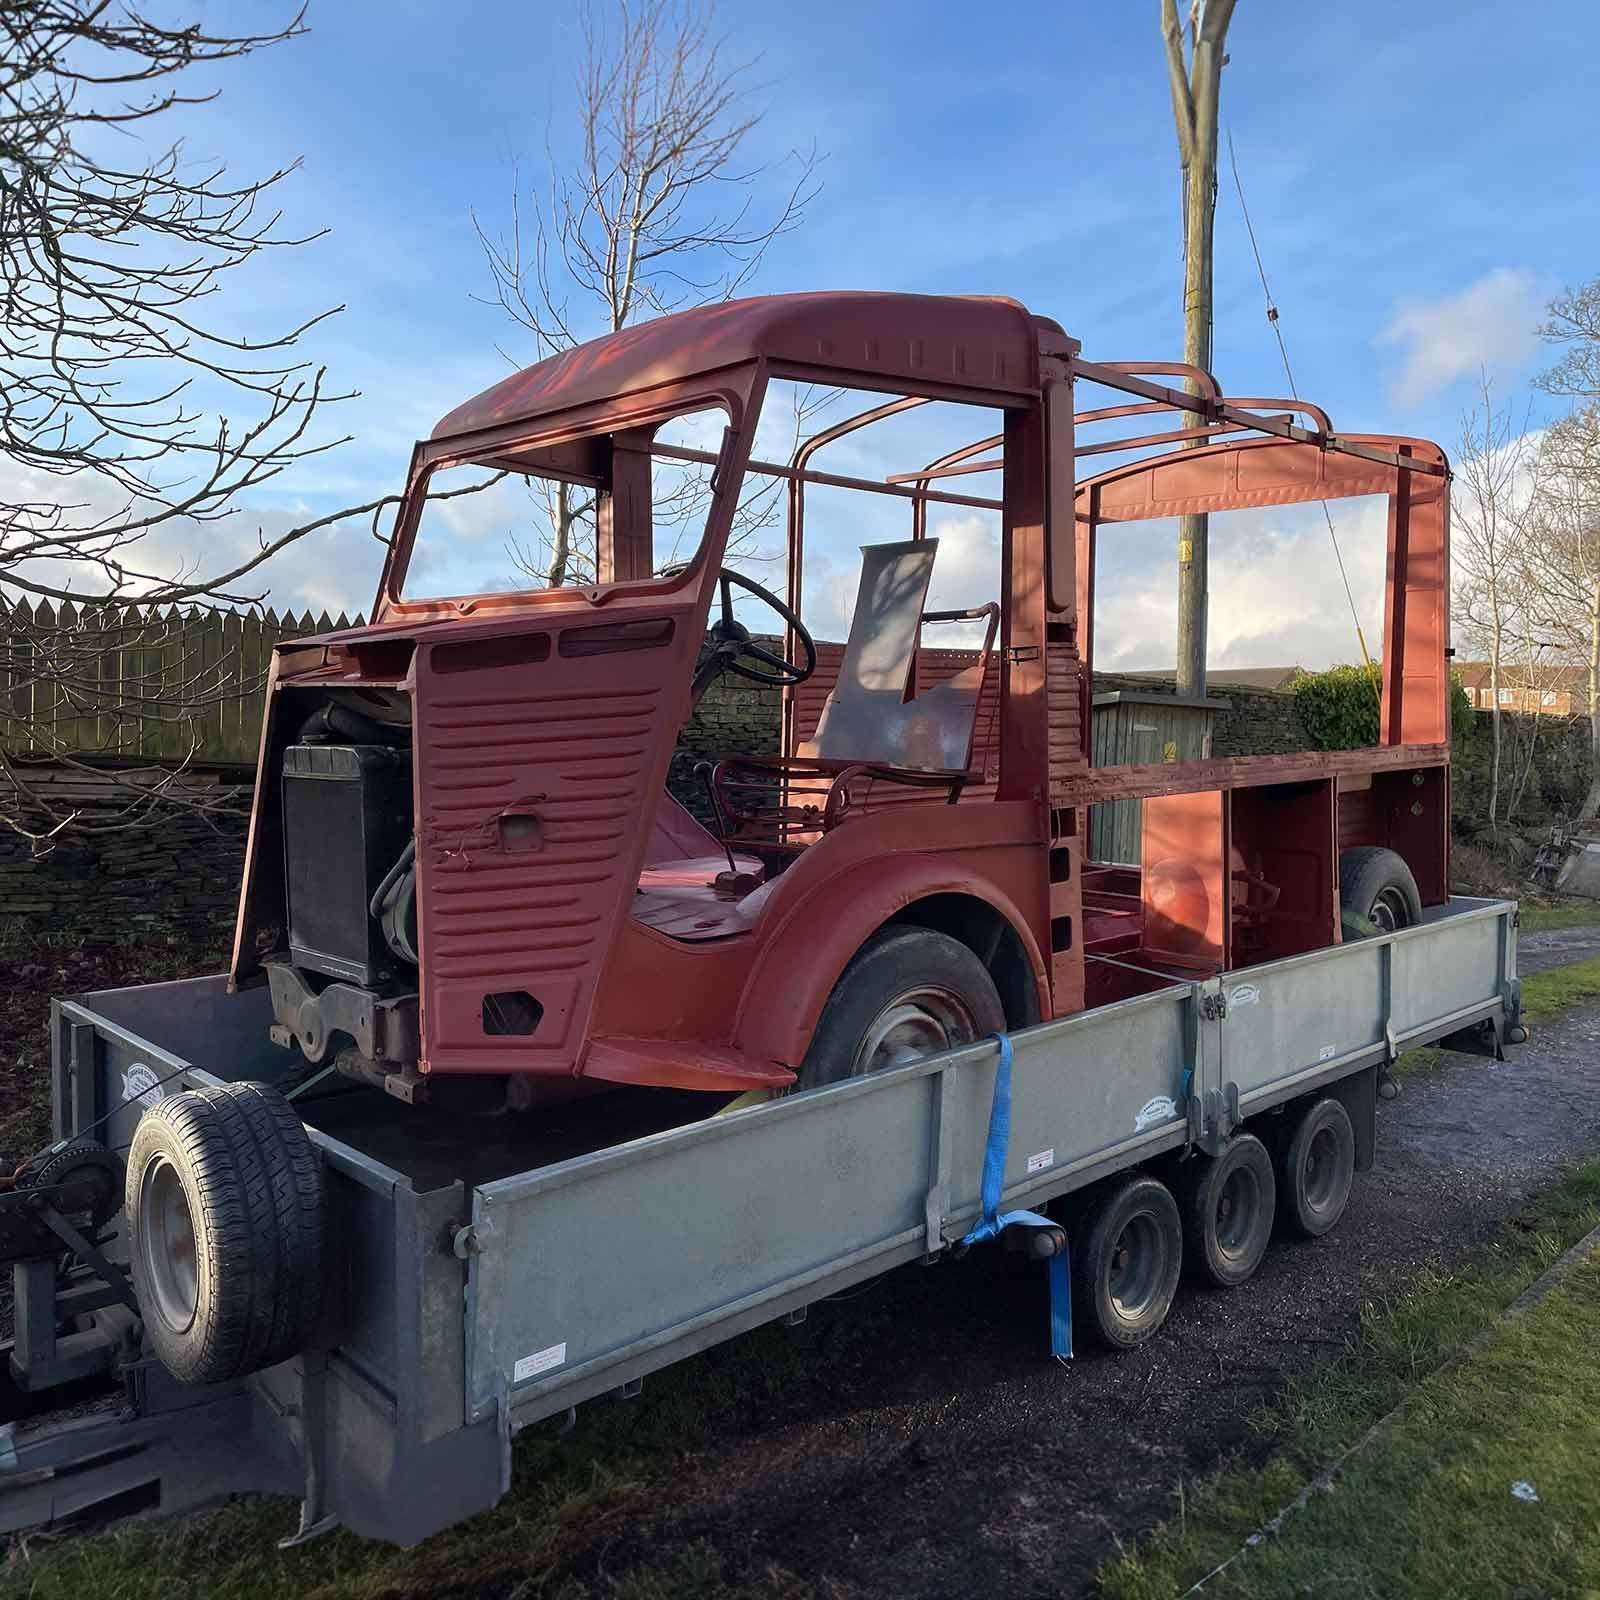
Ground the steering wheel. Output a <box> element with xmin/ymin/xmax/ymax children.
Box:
<box><xmin>692</xmin><ymin>567</ymin><xmax>817</xmax><ymax>701</ymax></box>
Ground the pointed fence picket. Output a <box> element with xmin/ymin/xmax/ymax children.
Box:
<box><xmin>0</xmin><ymin>600</ymin><xmax>366</xmax><ymax>762</ymax></box>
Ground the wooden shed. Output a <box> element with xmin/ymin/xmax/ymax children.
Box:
<box><xmin>1088</xmin><ymin>690</ymin><xmax>1230</xmax><ymax>864</ymax></box>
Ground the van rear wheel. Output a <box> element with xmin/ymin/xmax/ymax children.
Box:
<box><xmin>798</xmin><ymin>926</ymin><xmax>1005</xmax><ymax>1090</ymax></box>
<box><xmin>1339</xmin><ymin>847</ymin><xmax>1422</xmax><ymax>935</ymax></box>
<box><xmin>126</xmin><ymin>1081</ymin><xmax>323</xmax><ymax>1384</ymax></box>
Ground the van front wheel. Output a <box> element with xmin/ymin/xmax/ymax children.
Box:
<box><xmin>798</xmin><ymin>926</ymin><xmax>1005</xmax><ymax>1090</ymax></box>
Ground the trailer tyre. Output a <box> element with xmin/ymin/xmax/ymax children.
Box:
<box><xmin>1279</xmin><ymin>1097</ymin><xmax>1355</xmax><ymax>1239</ymax></box>
<box><xmin>1339</xmin><ymin>847</ymin><xmax>1422</xmax><ymax>935</ymax></box>
<box><xmin>1073</xmin><ymin>1174</ymin><xmax>1183</xmax><ymax>1349</ymax></box>
<box><xmin>125</xmin><ymin>1081</ymin><xmax>323</xmax><ymax>1385</ymax></box>
<box><xmin>798</xmin><ymin>925</ymin><xmax>1005</xmax><ymax>1090</ymax></box>
<box><xmin>1180</xmin><ymin>1133</ymin><xmax>1276</xmax><ymax>1287</ymax></box>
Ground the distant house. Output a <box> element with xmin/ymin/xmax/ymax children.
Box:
<box><xmin>1454</xmin><ymin>661</ymin><xmax>1587</xmax><ymax>714</ymax></box>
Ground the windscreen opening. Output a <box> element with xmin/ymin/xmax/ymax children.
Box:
<box><xmin>398</xmin><ymin>405</ymin><xmax>730</xmax><ymax>601</ymax></box>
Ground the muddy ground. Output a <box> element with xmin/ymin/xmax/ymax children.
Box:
<box><xmin>528</xmin><ymin>952</ymin><xmax>1600</xmax><ymax>1600</ymax></box>
<box><xmin>1</xmin><ymin>931</ymin><xmax>1597</xmax><ymax>1597</ymax></box>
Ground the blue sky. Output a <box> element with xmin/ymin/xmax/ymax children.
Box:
<box><xmin>47</xmin><ymin>0</ymin><xmax>1600</xmax><ymax>666</ymax></box>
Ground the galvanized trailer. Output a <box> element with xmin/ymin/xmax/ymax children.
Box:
<box><xmin>0</xmin><ymin>896</ymin><xmax>1519</xmax><ymax>1546</ymax></box>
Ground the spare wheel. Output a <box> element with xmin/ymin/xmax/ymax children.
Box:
<box><xmin>125</xmin><ymin>1081</ymin><xmax>323</xmax><ymax>1384</ymax></box>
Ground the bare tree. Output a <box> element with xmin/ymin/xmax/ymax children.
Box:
<box><xmin>475</xmin><ymin>0</ymin><xmax>818</xmax><ymax>587</ymax></box>
<box><xmin>1452</xmin><ymin>373</ymin><xmax>1535</xmax><ymax>832</ymax></box>
<box><xmin>1159</xmin><ymin>0</ymin><xmax>1236</xmax><ymax>699</ymax></box>
<box><xmin>1539</xmin><ymin>276</ymin><xmax>1600</xmax><ymax>402</ymax></box>
<box><xmin>0</xmin><ymin>3</ymin><xmax>419</xmax><ymax>841</ymax></box>
<box><xmin>1523</xmin><ymin>407</ymin><xmax>1600</xmax><ymax>820</ymax></box>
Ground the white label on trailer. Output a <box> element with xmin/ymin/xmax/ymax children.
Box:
<box><xmin>513</xmin><ymin>1342</ymin><xmax>567</xmax><ymax>1383</ymax></box>
<box><xmin>1026</xmin><ymin>1148</ymin><xmax>1055</xmax><ymax>1175</ymax></box>
<box><xmin>1318</xmin><ymin>1044</ymin><xmax>1338</xmax><ymax>1062</ymax></box>
<box><xmin>1228</xmin><ymin>983</ymin><xmax>1262</xmax><ymax>1008</ymax></box>
<box><xmin>121</xmin><ymin>1062</ymin><xmax>166</xmax><ymax>1110</ymax></box>
<box><xmin>1134</xmin><ymin>1095</ymin><xmax>1177</xmax><ymax>1132</ymax></box>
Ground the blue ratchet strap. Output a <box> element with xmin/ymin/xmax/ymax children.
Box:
<box><xmin>959</xmin><ymin>1033</ymin><xmax>1073</xmax><ymax>1360</ymax></box>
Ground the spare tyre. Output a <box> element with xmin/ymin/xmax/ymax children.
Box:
<box><xmin>1338</xmin><ymin>846</ymin><xmax>1422</xmax><ymax>936</ymax></box>
<box><xmin>125</xmin><ymin>1081</ymin><xmax>323</xmax><ymax>1384</ymax></box>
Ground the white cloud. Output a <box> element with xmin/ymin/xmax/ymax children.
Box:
<box><xmin>1093</xmin><ymin>500</ymin><xmax>1391</xmax><ymax>674</ymax></box>
<box><xmin>0</xmin><ymin>458</ymin><xmax>384</xmax><ymax>622</ymax></box>
<box><xmin>1379</xmin><ymin>268</ymin><xmax>1545</xmax><ymax>407</ymax></box>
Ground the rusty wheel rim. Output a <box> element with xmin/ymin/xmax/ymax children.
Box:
<box><xmin>851</xmin><ymin>986</ymin><xmax>981</xmax><ymax>1077</ymax></box>
<box><xmin>139</xmin><ymin>1155</ymin><xmax>199</xmax><ymax>1334</ymax></box>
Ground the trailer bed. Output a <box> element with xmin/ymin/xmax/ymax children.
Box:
<box><xmin>1</xmin><ymin>897</ymin><xmax>1519</xmax><ymax>1545</ymax></box>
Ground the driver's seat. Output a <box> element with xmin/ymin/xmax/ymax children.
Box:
<box><xmin>712</xmin><ymin>539</ymin><xmax>998</xmax><ymax>847</ymax></box>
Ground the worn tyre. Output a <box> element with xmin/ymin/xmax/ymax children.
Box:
<box><xmin>798</xmin><ymin>925</ymin><xmax>1005</xmax><ymax>1090</ymax></box>
<box><xmin>1072</xmin><ymin>1174</ymin><xmax>1183</xmax><ymax>1350</ymax></box>
<box><xmin>1278</xmin><ymin>1097</ymin><xmax>1355</xmax><ymax>1239</ymax></box>
<box><xmin>1339</xmin><ymin>847</ymin><xmax>1422</xmax><ymax>936</ymax></box>
<box><xmin>1180</xmin><ymin>1133</ymin><xmax>1276</xmax><ymax>1287</ymax></box>
<box><xmin>125</xmin><ymin>1081</ymin><xmax>323</xmax><ymax>1384</ymax></box>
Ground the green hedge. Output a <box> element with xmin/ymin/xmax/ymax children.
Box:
<box><xmin>1291</xmin><ymin>664</ymin><xmax>1473</xmax><ymax>752</ymax></box>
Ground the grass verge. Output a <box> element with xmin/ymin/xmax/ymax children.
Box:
<box><xmin>1517</xmin><ymin>901</ymin><xmax>1600</xmax><ymax>933</ymax></box>
<box><xmin>1521</xmin><ymin>952</ymin><xmax>1600</xmax><ymax>1025</ymax></box>
<box><xmin>1097</xmin><ymin>1160</ymin><xmax>1600</xmax><ymax>1599</ymax></box>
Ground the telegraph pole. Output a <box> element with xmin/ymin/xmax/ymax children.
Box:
<box><xmin>1160</xmin><ymin>0</ymin><xmax>1236</xmax><ymax>698</ymax></box>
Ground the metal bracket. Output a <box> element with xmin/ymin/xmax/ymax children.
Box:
<box><xmin>34</xmin><ymin>1204</ymin><xmax>140</xmax><ymax>1316</ymax></box>
<box><xmin>1200</xmin><ymin>992</ymin><xmax>1228</xmax><ymax>1022</ymax></box>
<box><xmin>451</xmin><ymin>1219</ymin><xmax>493</xmax><ymax>1260</ymax></box>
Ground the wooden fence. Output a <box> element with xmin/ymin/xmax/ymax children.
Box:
<box><xmin>0</xmin><ymin>599</ymin><xmax>365</xmax><ymax>763</ymax></box>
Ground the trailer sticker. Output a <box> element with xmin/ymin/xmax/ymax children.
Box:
<box><xmin>1134</xmin><ymin>1095</ymin><xmax>1177</xmax><ymax>1133</ymax></box>
<box><xmin>1026</xmin><ymin>1148</ymin><xmax>1055</xmax><ymax>1175</ymax></box>
<box><xmin>121</xmin><ymin>1062</ymin><xmax>166</xmax><ymax>1110</ymax></box>
<box><xmin>1227</xmin><ymin>983</ymin><xmax>1261</xmax><ymax>1008</ymax></box>
<box><xmin>513</xmin><ymin>1342</ymin><xmax>567</xmax><ymax>1384</ymax></box>
<box><xmin>1318</xmin><ymin>1044</ymin><xmax>1338</xmax><ymax>1062</ymax></box>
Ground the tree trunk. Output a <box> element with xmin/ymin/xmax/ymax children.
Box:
<box><xmin>1585</xmin><ymin>575</ymin><xmax>1600</xmax><ymax>821</ymax></box>
<box><xmin>548</xmin><ymin>483</ymin><xmax>574</xmax><ymax>588</ymax></box>
<box><xmin>1488</xmin><ymin>614</ymin><xmax>1502</xmax><ymax>833</ymax></box>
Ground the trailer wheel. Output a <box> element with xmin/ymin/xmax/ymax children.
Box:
<box><xmin>1279</xmin><ymin>1097</ymin><xmax>1355</xmax><ymax>1238</ymax></box>
<box><xmin>125</xmin><ymin>1081</ymin><xmax>323</xmax><ymax>1384</ymax></box>
<box><xmin>798</xmin><ymin>925</ymin><xmax>1005</xmax><ymax>1090</ymax></box>
<box><xmin>1072</xmin><ymin>1174</ymin><xmax>1183</xmax><ymax>1350</ymax></box>
<box><xmin>1180</xmin><ymin>1134</ymin><xmax>1276</xmax><ymax>1287</ymax></box>
<box><xmin>1339</xmin><ymin>847</ymin><xmax>1422</xmax><ymax>935</ymax></box>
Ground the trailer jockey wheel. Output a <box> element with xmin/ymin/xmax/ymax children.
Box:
<box><xmin>1278</xmin><ymin>1097</ymin><xmax>1355</xmax><ymax>1239</ymax></box>
<box><xmin>1072</xmin><ymin>1174</ymin><xmax>1183</xmax><ymax>1350</ymax></box>
<box><xmin>1180</xmin><ymin>1133</ymin><xmax>1276</xmax><ymax>1288</ymax></box>
<box><xmin>125</xmin><ymin>1081</ymin><xmax>323</xmax><ymax>1385</ymax></box>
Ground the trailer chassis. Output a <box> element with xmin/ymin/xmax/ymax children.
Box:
<box><xmin>0</xmin><ymin>897</ymin><xmax>1519</xmax><ymax>1546</ymax></box>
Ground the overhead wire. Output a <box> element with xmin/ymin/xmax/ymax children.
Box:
<box><xmin>1225</xmin><ymin>129</ymin><xmax>1382</xmax><ymax>708</ymax></box>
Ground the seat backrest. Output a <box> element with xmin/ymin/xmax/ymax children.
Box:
<box><xmin>801</xmin><ymin>545</ymin><xmax>1000</xmax><ymax>775</ymax></box>
<box><xmin>801</xmin><ymin>540</ymin><xmax>937</xmax><ymax>762</ymax></box>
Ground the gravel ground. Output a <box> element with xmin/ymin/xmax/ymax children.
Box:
<box><xmin>1517</xmin><ymin>924</ymin><xmax>1600</xmax><ymax>975</ymax></box>
<box><xmin>536</xmin><ymin>1001</ymin><xmax>1600</xmax><ymax>1600</ymax></box>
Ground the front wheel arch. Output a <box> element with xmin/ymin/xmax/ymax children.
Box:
<box><xmin>731</xmin><ymin>858</ymin><xmax>1049</xmax><ymax>1071</ymax></box>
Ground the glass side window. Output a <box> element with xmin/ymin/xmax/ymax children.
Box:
<box><xmin>398</xmin><ymin>406</ymin><xmax>728</xmax><ymax>601</ymax></box>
